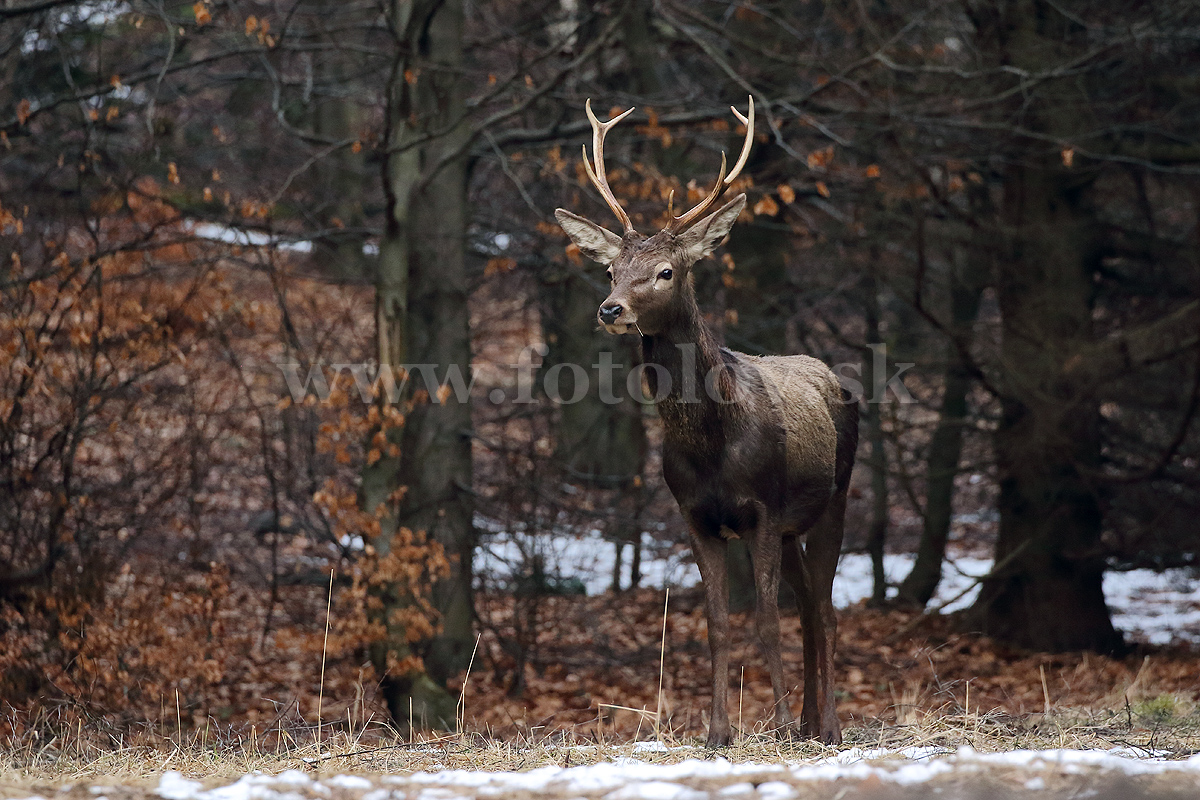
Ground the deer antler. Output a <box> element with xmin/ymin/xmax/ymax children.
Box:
<box><xmin>666</xmin><ymin>96</ymin><xmax>754</xmax><ymax>235</ymax></box>
<box><xmin>582</xmin><ymin>99</ymin><xmax>636</xmax><ymax>234</ymax></box>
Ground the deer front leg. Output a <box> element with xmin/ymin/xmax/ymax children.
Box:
<box><xmin>689</xmin><ymin>528</ymin><xmax>731</xmax><ymax>747</ymax></box>
<box><xmin>746</xmin><ymin>525</ymin><xmax>796</xmax><ymax>737</ymax></box>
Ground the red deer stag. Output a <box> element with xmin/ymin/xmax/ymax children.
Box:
<box><xmin>554</xmin><ymin>98</ymin><xmax>858</xmax><ymax>746</ymax></box>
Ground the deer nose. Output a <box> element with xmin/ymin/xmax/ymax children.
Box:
<box><xmin>598</xmin><ymin>303</ymin><xmax>624</xmax><ymax>325</ymax></box>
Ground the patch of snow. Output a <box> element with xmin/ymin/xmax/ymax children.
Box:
<box><xmin>1102</xmin><ymin>568</ymin><xmax>1200</xmax><ymax>645</ymax></box>
<box><xmin>753</xmin><ymin>781</ymin><xmax>795</xmax><ymax>799</ymax></box>
<box><xmin>190</xmin><ymin>222</ymin><xmax>313</xmax><ymax>253</ymax></box>
<box><xmin>831</xmin><ymin>554</ymin><xmax>992</xmax><ymax>613</ymax></box>
<box><xmin>602</xmin><ymin>781</ymin><xmax>707</xmax><ymax>800</ymax></box>
<box><xmin>818</xmin><ymin>745</ymin><xmax>951</xmax><ymax>765</ymax></box>
<box><xmin>474</xmin><ymin>525</ymin><xmax>696</xmax><ymax>596</ymax></box>
<box><xmin>135</xmin><ymin>750</ymin><xmax>1200</xmax><ymax>800</ymax></box>
<box><xmin>475</xmin><ymin>520</ymin><xmax>1198</xmax><ymax>643</ymax></box>
<box><xmin>632</xmin><ymin>740</ymin><xmax>675</xmax><ymax>752</ymax></box>
<box><xmin>273</xmin><ymin>771</ymin><xmax>316</xmax><ymax>786</ymax></box>
<box><xmin>324</xmin><ymin>776</ymin><xmax>373</xmax><ymax>790</ymax></box>
<box><xmin>156</xmin><ymin>773</ymin><xmax>203</xmax><ymax>800</ymax></box>
<box><xmin>339</xmin><ymin>534</ymin><xmax>365</xmax><ymax>552</ymax></box>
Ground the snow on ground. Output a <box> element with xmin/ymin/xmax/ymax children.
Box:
<box><xmin>129</xmin><ymin>747</ymin><xmax>1200</xmax><ymax>800</ymax></box>
<box><xmin>476</xmin><ymin>526</ymin><xmax>1200</xmax><ymax>645</ymax></box>
<box><xmin>14</xmin><ymin>743</ymin><xmax>1200</xmax><ymax>800</ymax></box>
<box><xmin>189</xmin><ymin>222</ymin><xmax>315</xmax><ymax>253</ymax></box>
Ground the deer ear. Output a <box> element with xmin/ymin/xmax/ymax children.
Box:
<box><xmin>555</xmin><ymin>209</ymin><xmax>624</xmax><ymax>265</ymax></box>
<box><xmin>677</xmin><ymin>194</ymin><xmax>746</xmax><ymax>262</ymax></box>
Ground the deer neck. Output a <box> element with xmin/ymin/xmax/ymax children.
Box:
<box><xmin>640</xmin><ymin>289</ymin><xmax>728</xmax><ymax>440</ymax></box>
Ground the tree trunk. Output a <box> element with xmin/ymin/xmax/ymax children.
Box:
<box><xmin>897</xmin><ymin>246</ymin><xmax>983</xmax><ymax>607</ymax></box>
<box><xmin>972</xmin><ymin>214</ymin><xmax>1122</xmax><ymax>651</ymax></box>
<box><xmin>863</xmin><ymin>272</ymin><xmax>888</xmax><ymax>606</ymax></box>
<box><xmin>310</xmin><ymin>46</ymin><xmax>369</xmax><ymax>282</ymax></box>
<box><xmin>396</xmin><ymin>0</ymin><xmax>476</xmax><ymax>703</ymax></box>
<box><xmin>959</xmin><ymin>0</ymin><xmax>1122</xmax><ymax>654</ymax></box>
<box><xmin>542</xmin><ymin>268</ymin><xmax>646</xmax><ymax>485</ymax></box>
<box><xmin>962</xmin><ymin>144</ymin><xmax>1120</xmax><ymax>653</ymax></box>
<box><xmin>540</xmin><ymin>203</ymin><xmax>646</xmax><ymax>596</ymax></box>
<box><xmin>895</xmin><ymin>361</ymin><xmax>969</xmax><ymax>608</ymax></box>
<box><xmin>362</xmin><ymin>0</ymin><xmax>472</xmax><ymax>732</ymax></box>
<box><xmin>864</xmin><ymin>404</ymin><xmax>888</xmax><ymax>607</ymax></box>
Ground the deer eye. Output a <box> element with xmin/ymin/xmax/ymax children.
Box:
<box><xmin>606</xmin><ymin>269</ymin><xmax>613</xmax><ymax>282</ymax></box>
<box><xmin>658</xmin><ymin>268</ymin><xmax>673</xmax><ymax>280</ymax></box>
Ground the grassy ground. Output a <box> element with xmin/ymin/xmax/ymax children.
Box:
<box><xmin>4</xmin><ymin>594</ymin><xmax>1198</xmax><ymax>795</ymax></box>
<box><xmin>2</xmin><ymin>703</ymin><xmax>1198</xmax><ymax>794</ymax></box>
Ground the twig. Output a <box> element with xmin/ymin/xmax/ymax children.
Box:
<box><xmin>317</xmin><ymin>568</ymin><xmax>334</xmax><ymax>754</ymax></box>
<box><xmin>738</xmin><ymin>666</ymin><xmax>745</xmax><ymax>743</ymax></box>
<box><xmin>656</xmin><ymin>587</ymin><xmax>669</xmax><ymax>743</ymax></box>
<box><xmin>458</xmin><ymin>634</ymin><xmax>481</xmax><ymax>738</ymax></box>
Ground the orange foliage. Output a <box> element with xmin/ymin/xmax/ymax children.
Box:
<box><xmin>0</xmin><ymin>174</ymin><xmax>446</xmax><ymax>739</ymax></box>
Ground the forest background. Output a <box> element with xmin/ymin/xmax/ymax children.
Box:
<box><xmin>3</xmin><ymin>0</ymin><xmax>1200</xmax><ymax>747</ymax></box>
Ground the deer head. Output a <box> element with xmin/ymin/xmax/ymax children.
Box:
<box><xmin>554</xmin><ymin>98</ymin><xmax>755</xmax><ymax>336</ymax></box>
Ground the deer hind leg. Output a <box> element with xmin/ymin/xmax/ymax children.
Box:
<box><xmin>789</xmin><ymin>490</ymin><xmax>847</xmax><ymax>744</ymax></box>
<box><xmin>745</xmin><ymin>524</ymin><xmax>796</xmax><ymax>737</ymax></box>
<box><xmin>689</xmin><ymin>525</ymin><xmax>732</xmax><ymax>747</ymax></box>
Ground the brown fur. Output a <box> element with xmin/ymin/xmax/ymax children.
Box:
<box><xmin>557</xmin><ymin>193</ymin><xmax>857</xmax><ymax>747</ymax></box>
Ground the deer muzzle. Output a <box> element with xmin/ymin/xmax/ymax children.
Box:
<box><xmin>598</xmin><ymin>301</ymin><xmax>636</xmax><ymax>334</ymax></box>
<box><xmin>598</xmin><ymin>303</ymin><xmax>623</xmax><ymax>325</ymax></box>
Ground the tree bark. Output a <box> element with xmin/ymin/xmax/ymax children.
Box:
<box><xmin>897</xmin><ymin>244</ymin><xmax>983</xmax><ymax>607</ymax></box>
<box><xmin>974</xmin><ymin>190</ymin><xmax>1123</xmax><ymax>650</ymax></box>
<box><xmin>539</xmin><ymin>264</ymin><xmax>648</xmax><ymax>593</ymax></box>
<box><xmin>863</xmin><ymin>271</ymin><xmax>889</xmax><ymax>606</ymax></box>
<box><xmin>542</xmin><ymin>268</ymin><xmax>647</xmax><ymax>486</ymax></box>
<box><xmin>310</xmin><ymin>26</ymin><xmax>369</xmax><ymax>282</ymax></box>
<box><xmin>955</xmin><ymin>0</ymin><xmax>1123</xmax><ymax>653</ymax></box>
<box><xmin>544</xmin><ymin>0</ymin><xmax>660</xmax><ymax>589</ymax></box>
<box><xmin>362</xmin><ymin>0</ymin><xmax>472</xmax><ymax>731</ymax></box>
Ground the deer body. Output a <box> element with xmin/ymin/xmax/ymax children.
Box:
<box><xmin>555</xmin><ymin>99</ymin><xmax>857</xmax><ymax>745</ymax></box>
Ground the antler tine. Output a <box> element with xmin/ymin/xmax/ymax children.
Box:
<box><xmin>726</xmin><ymin>95</ymin><xmax>754</xmax><ymax>186</ymax></box>
<box><xmin>667</xmin><ymin>96</ymin><xmax>755</xmax><ymax>235</ymax></box>
<box><xmin>583</xmin><ymin>98</ymin><xmax>636</xmax><ymax>234</ymax></box>
<box><xmin>666</xmin><ymin>153</ymin><xmax>727</xmax><ymax>234</ymax></box>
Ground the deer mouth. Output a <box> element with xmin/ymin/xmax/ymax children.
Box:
<box><xmin>603</xmin><ymin>322</ymin><xmax>635</xmax><ymax>335</ymax></box>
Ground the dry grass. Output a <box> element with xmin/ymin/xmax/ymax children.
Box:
<box><xmin>2</xmin><ymin>698</ymin><xmax>1198</xmax><ymax>796</ymax></box>
<box><xmin>6</xmin><ymin>593</ymin><xmax>1200</xmax><ymax>794</ymax></box>
<box><xmin>4</xmin><ymin>593</ymin><xmax>1198</xmax><ymax>794</ymax></box>
<box><xmin>461</xmin><ymin>589</ymin><xmax>1200</xmax><ymax>744</ymax></box>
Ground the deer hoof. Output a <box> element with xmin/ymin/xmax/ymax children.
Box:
<box><xmin>705</xmin><ymin>727</ymin><xmax>732</xmax><ymax>748</ymax></box>
<box><xmin>821</xmin><ymin>727</ymin><xmax>843</xmax><ymax>746</ymax></box>
<box><xmin>800</xmin><ymin>718</ymin><xmax>842</xmax><ymax>745</ymax></box>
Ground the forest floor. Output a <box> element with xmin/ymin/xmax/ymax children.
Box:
<box><xmin>5</xmin><ymin>585</ymin><xmax>1200</xmax><ymax>798</ymax></box>
<box><xmin>4</xmin><ymin>731</ymin><xmax>1200</xmax><ymax>800</ymax></box>
<box><xmin>461</xmin><ymin>535</ymin><xmax>1200</xmax><ymax>742</ymax></box>
<box><xmin>3</xmin><ymin>542</ymin><xmax>1198</xmax><ymax>798</ymax></box>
